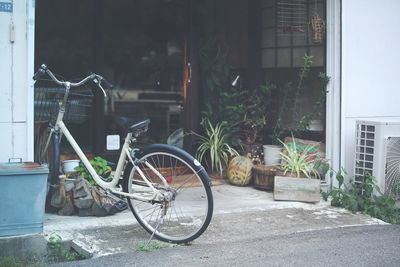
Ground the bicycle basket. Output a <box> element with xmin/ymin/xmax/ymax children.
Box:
<box><xmin>34</xmin><ymin>87</ymin><xmax>94</xmax><ymax>124</ymax></box>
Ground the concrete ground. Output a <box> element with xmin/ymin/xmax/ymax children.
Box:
<box><xmin>43</xmin><ymin>184</ymin><xmax>386</xmax><ymax>258</ymax></box>
<box><xmin>0</xmin><ymin>183</ymin><xmax>387</xmax><ymax>261</ymax></box>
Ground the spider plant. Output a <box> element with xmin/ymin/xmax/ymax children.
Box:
<box><xmin>279</xmin><ymin>138</ymin><xmax>320</xmax><ymax>179</ymax></box>
<box><xmin>193</xmin><ymin>118</ymin><xmax>239</xmax><ymax>175</ymax></box>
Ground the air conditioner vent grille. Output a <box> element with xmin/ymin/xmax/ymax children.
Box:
<box><xmin>385</xmin><ymin>137</ymin><xmax>400</xmax><ymax>199</ymax></box>
<box><xmin>355</xmin><ymin>123</ymin><xmax>375</xmax><ymax>182</ymax></box>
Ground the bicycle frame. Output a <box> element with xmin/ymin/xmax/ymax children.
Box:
<box><xmin>41</xmin><ymin>79</ymin><xmax>168</xmax><ymax>203</ymax></box>
<box><xmin>56</xmin><ymin>120</ymin><xmax>166</xmax><ymax>202</ymax></box>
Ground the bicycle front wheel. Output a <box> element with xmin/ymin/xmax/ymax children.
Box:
<box><xmin>123</xmin><ymin>144</ymin><xmax>213</xmax><ymax>244</ymax></box>
<box><xmin>35</xmin><ymin>124</ymin><xmax>60</xmax><ymax>202</ymax></box>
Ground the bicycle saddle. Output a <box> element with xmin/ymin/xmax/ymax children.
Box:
<box><xmin>115</xmin><ymin>117</ymin><xmax>151</xmax><ymax>135</ymax></box>
<box><xmin>129</xmin><ymin>119</ymin><xmax>150</xmax><ymax>132</ymax></box>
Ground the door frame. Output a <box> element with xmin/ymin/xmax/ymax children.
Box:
<box><xmin>182</xmin><ymin>0</ymin><xmax>200</xmax><ymax>154</ymax></box>
<box><xmin>325</xmin><ymin>0</ymin><xmax>341</xmax><ymax>189</ymax></box>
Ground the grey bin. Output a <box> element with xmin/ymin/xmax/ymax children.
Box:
<box><xmin>0</xmin><ymin>162</ymin><xmax>48</xmax><ymax>237</ymax></box>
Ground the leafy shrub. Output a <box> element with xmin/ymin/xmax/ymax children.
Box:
<box><xmin>322</xmin><ymin>170</ymin><xmax>400</xmax><ymax>224</ymax></box>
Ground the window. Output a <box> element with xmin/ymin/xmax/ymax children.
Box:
<box><xmin>261</xmin><ymin>0</ymin><xmax>326</xmax><ymax>68</ymax></box>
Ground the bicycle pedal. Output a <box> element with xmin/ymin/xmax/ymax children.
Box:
<box><xmin>114</xmin><ymin>200</ymin><xmax>127</xmax><ymax>211</ymax></box>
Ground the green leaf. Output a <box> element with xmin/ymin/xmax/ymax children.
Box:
<box><xmin>336</xmin><ymin>172</ymin><xmax>344</xmax><ymax>188</ymax></box>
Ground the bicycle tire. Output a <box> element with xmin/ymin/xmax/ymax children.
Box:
<box><xmin>48</xmin><ymin>133</ymin><xmax>61</xmax><ymax>198</ymax></box>
<box><xmin>122</xmin><ymin>144</ymin><xmax>213</xmax><ymax>244</ymax></box>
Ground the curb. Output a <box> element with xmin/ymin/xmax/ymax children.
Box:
<box><xmin>0</xmin><ymin>233</ymin><xmax>93</xmax><ymax>263</ymax></box>
<box><xmin>0</xmin><ymin>234</ymin><xmax>47</xmax><ymax>258</ymax></box>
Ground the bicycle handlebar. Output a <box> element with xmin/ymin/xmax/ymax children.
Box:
<box><xmin>33</xmin><ymin>64</ymin><xmax>114</xmax><ymax>90</ymax></box>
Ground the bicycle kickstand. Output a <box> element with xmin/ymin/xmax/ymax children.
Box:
<box><xmin>145</xmin><ymin>214</ymin><xmax>165</xmax><ymax>247</ymax></box>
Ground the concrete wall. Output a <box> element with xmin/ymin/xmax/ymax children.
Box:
<box><xmin>341</xmin><ymin>0</ymin><xmax>400</xmax><ymax>178</ymax></box>
<box><xmin>0</xmin><ymin>0</ymin><xmax>35</xmax><ymax>162</ymax></box>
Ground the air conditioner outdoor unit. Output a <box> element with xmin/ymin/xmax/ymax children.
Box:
<box><xmin>355</xmin><ymin>120</ymin><xmax>400</xmax><ymax>198</ymax></box>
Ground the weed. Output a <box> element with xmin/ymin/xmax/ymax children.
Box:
<box><xmin>136</xmin><ymin>240</ymin><xmax>171</xmax><ymax>252</ymax></box>
<box><xmin>322</xmin><ymin>170</ymin><xmax>400</xmax><ymax>224</ymax></box>
<box><xmin>47</xmin><ymin>233</ymin><xmax>85</xmax><ymax>263</ymax></box>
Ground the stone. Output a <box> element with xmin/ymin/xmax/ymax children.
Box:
<box><xmin>73</xmin><ymin>178</ymin><xmax>89</xmax><ymax>199</ymax></box>
<box><xmin>71</xmin><ymin>239</ymin><xmax>94</xmax><ymax>259</ymax></box>
<box><xmin>65</xmin><ymin>180</ymin><xmax>75</xmax><ymax>192</ymax></box>
<box><xmin>91</xmin><ymin>188</ymin><xmax>108</xmax><ymax>217</ymax></box>
<box><xmin>74</xmin><ymin>194</ymin><xmax>94</xmax><ymax>209</ymax></box>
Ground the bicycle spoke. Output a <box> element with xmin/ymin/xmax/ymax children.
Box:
<box><xmin>176</xmin><ymin>170</ymin><xmax>203</xmax><ymax>191</ymax></box>
<box><xmin>135</xmin><ymin>204</ymin><xmax>160</xmax><ymax>214</ymax></box>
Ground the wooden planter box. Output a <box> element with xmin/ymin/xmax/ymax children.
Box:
<box><xmin>252</xmin><ymin>165</ymin><xmax>277</xmax><ymax>191</ymax></box>
<box><xmin>273</xmin><ymin>176</ymin><xmax>320</xmax><ymax>203</ymax></box>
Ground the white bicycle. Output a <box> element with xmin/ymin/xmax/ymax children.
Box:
<box><xmin>33</xmin><ymin>64</ymin><xmax>213</xmax><ymax>244</ymax></box>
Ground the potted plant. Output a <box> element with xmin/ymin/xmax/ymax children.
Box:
<box><xmin>237</xmin><ymin>113</ymin><xmax>266</xmax><ymax>165</ymax></box>
<box><xmin>269</xmin><ymin>54</ymin><xmax>330</xmax><ymax>141</ymax></box>
<box><xmin>193</xmin><ymin>118</ymin><xmax>239</xmax><ymax>177</ymax></box>
<box><xmin>75</xmin><ymin>156</ymin><xmax>112</xmax><ymax>186</ymax></box>
<box><xmin>298</xmin><ymin>72</ymin><xmax>330</xmax><ymax>132</ymax></box>
<box><xmin>231</xmin><ymin>83</ymin><xmax>273</xmax><ymax>164</ymax></box>
<box><xmin>238</xmin><ymin>114</ymin><xmax>266</xmax><ymax>146</ymax></box>
<box><xmin>273</xmin><ymin>138</ymin><xmax>323</xmax><ymax>203</ymax></box>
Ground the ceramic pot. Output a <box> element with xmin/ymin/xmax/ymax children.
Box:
<box><xmin>62</xmin><ymin>159</ymin><xmax>80</xmax><ymax>173</ymax></box>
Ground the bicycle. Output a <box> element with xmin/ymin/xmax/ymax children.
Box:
<box><xmin>33</xmin><ymin>64</ymin><xmax>213</xmax><ymax>244</ymax></box>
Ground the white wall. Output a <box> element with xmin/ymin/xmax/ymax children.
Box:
<box><xmin>341</xmin><ymin>0</ymin><xmax>400</xmax><ymax>179</ymax></box>
<box><xmin>0</xmin><ymin>0</ymin><xmax>35</xmax><ymax>162</ymax></box>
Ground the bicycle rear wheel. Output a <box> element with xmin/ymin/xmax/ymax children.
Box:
<box><xmin>123</xmin><ymin>144</ymin><xmax>213</xmax><ymax>244</ymax></box>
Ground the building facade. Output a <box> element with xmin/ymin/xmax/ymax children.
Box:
<box><xmin>1</xmin><ymin>0</ymin><xmax>400</xmax><ymax>191</ymax></box>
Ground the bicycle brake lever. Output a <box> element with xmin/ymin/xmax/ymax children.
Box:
<box><xmin>101</xmin><ymin>78</ymin><xmax>114</xmax><ymax>90</ymax></box>
<box><xmin>33</xmin><ymin>66</ymin><xmax>46</xmax><ymax>80</ymax></box>
<box><xmin>92</xmin><ymin>74</ymin><xmax>112</xmax><ymax>98</ymax></box>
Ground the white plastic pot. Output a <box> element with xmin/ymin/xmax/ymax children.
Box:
<box><xmin>308</xmin><ymin>119</ymin><xmax>324</xmax><ymax>132</ymax></box>
<box><xmin>263</xmin><ymin>145</ymin><xmax>282</xmax><ymax>166</ymax></box>
<box><xmin>62</xmin><ymin>159</ymin><xmax>80</xmax><ymax>173</ymax></box>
